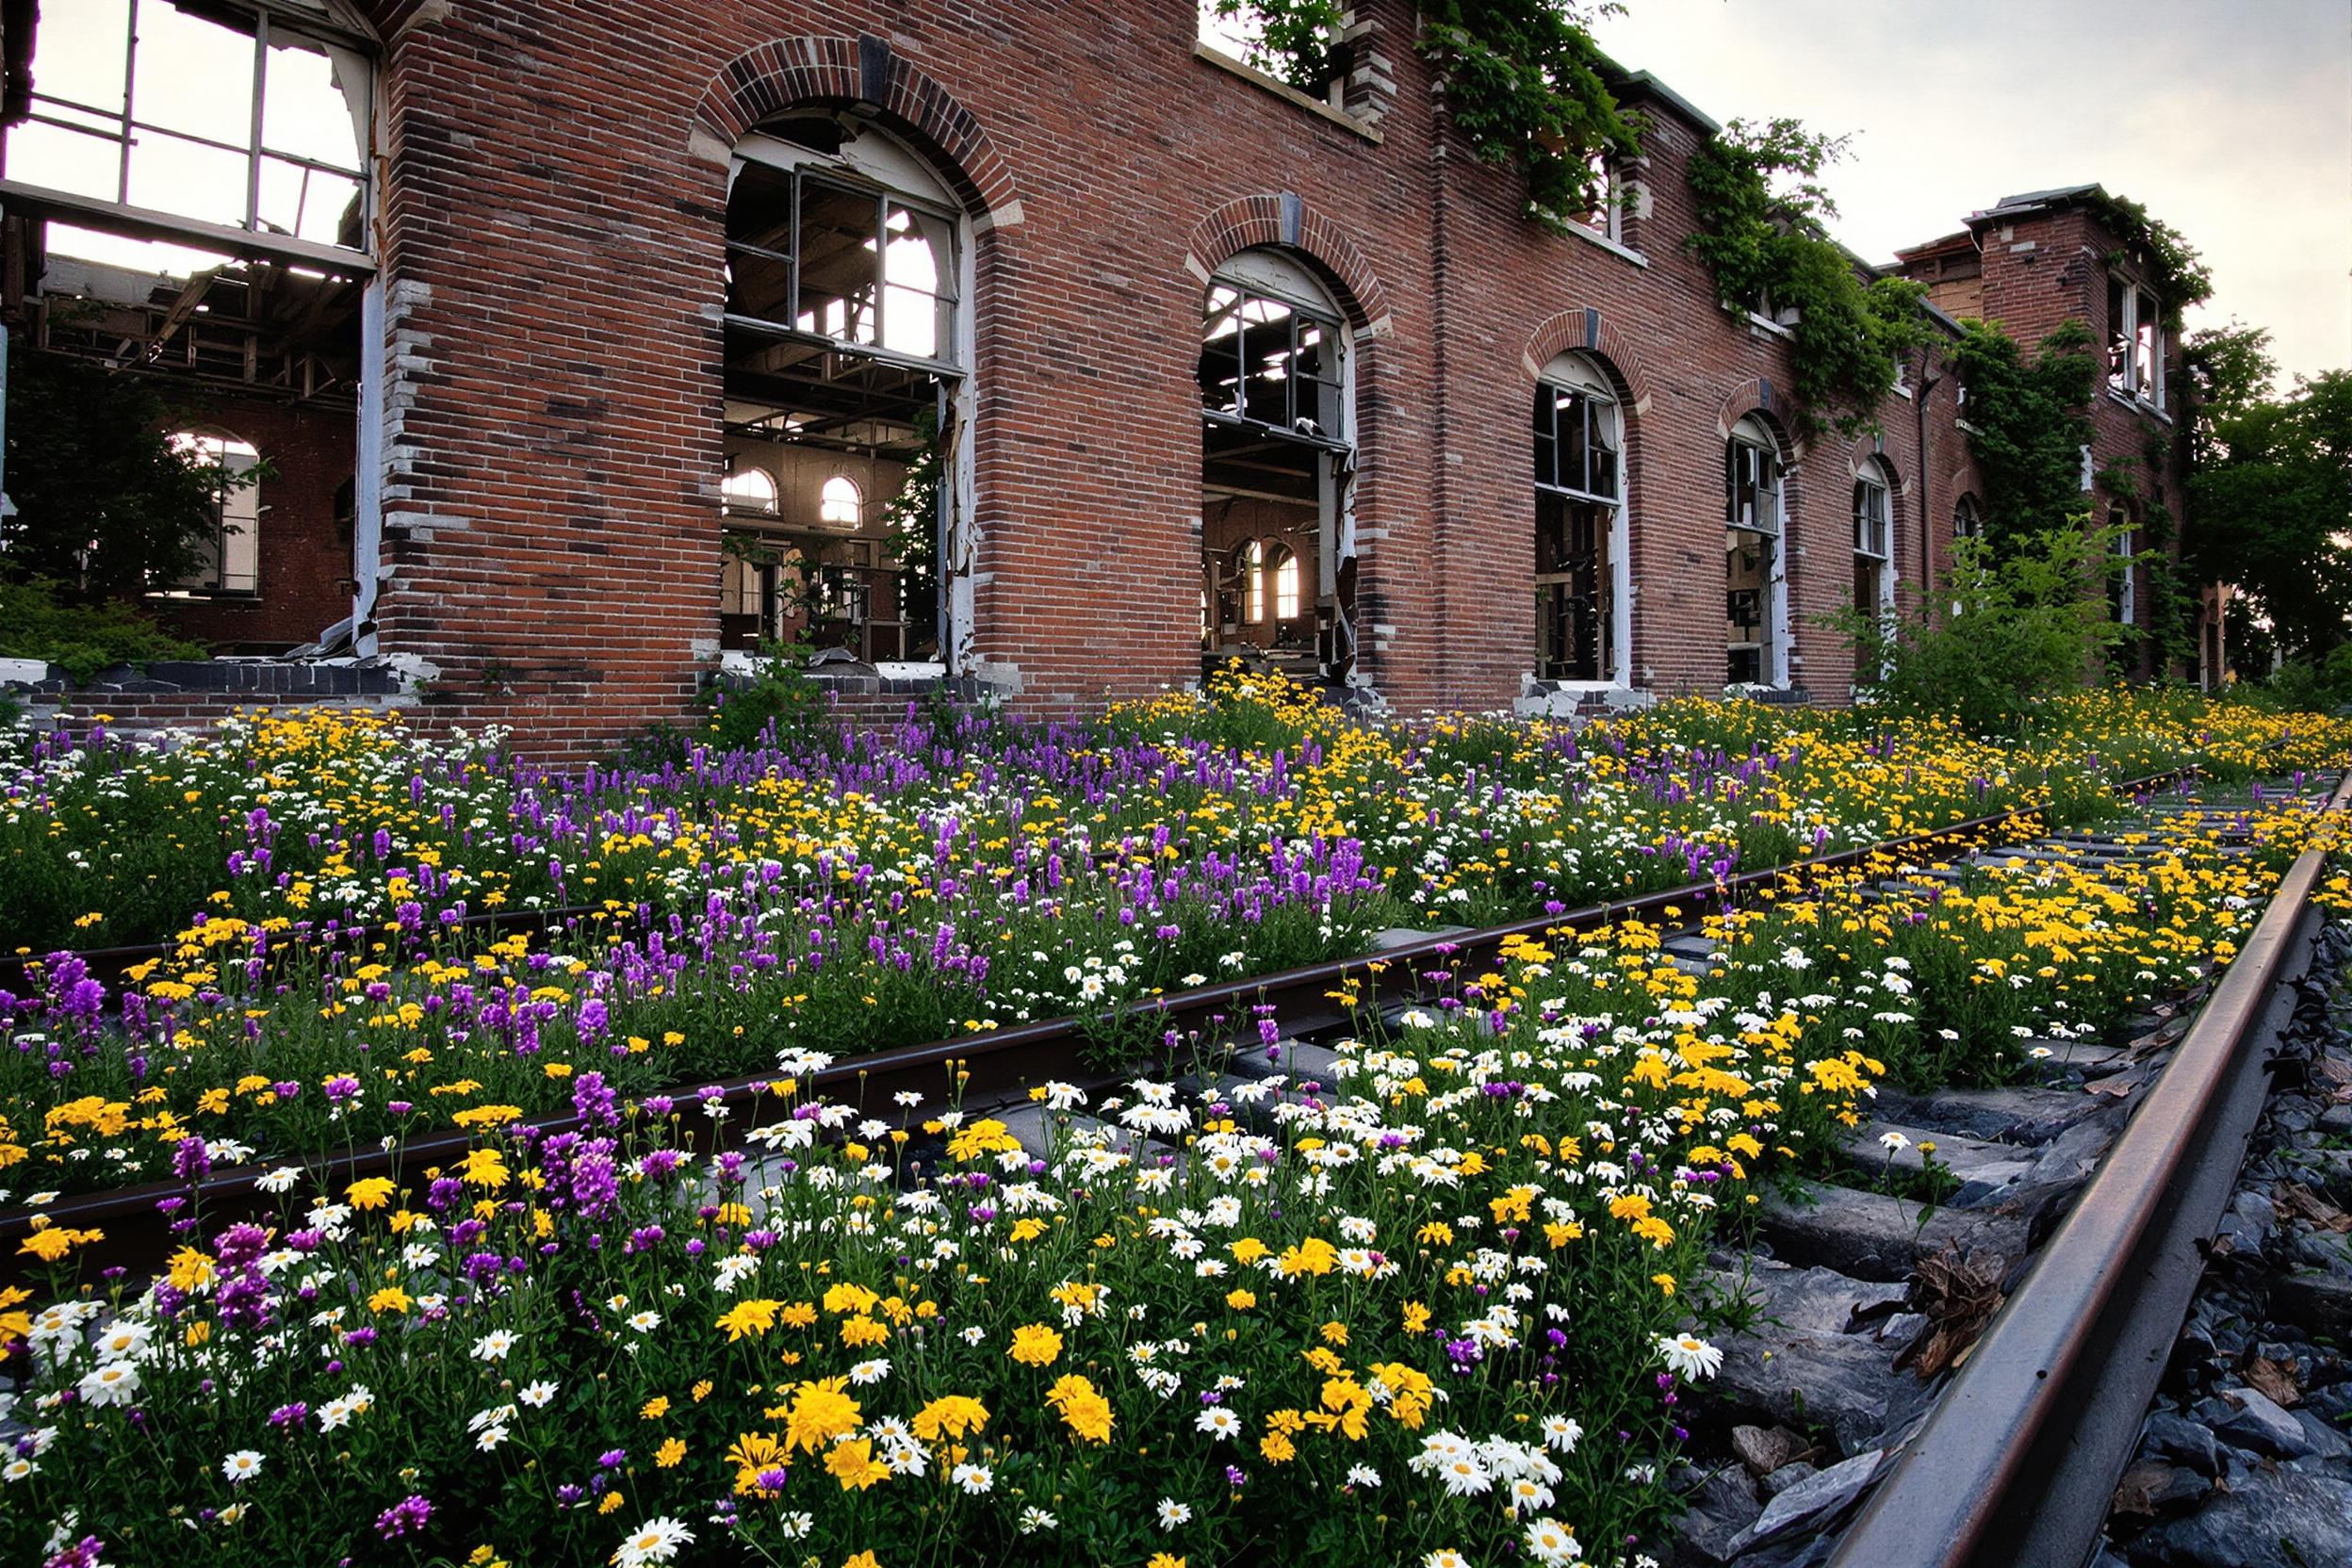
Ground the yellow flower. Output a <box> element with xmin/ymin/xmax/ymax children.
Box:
<box><xmin>654</xmin><ymin>1437</ymin><xmax>686</xmax><ymax>1468</ymax></box>
<box><xmin>843</xmin><ymin>1554</ymin><xmax>882</xmax><ymax>1568</ymax></box>
<box><xmin>911</xmin><ymin>1394</ymin><xmax>990</xmax><ymax>1444</ymax></box>
<box><xmin>346</xmin><ymin>1177</ymin><xmax>397</xmax><ymax>1211</ymax></box>
<box><xmin>714</xmin><ymin>1298</ymin><xmax>781</xmax><ymax>1342</ymax></box>
<box><xmin>597</xmin><ymin>1491</ymin><xmax>623</xmax><ymax>1515</ymax></box>
<box><xmin>727</xmin><ymin>1430</ymin><xmax>788</xmax><ymax>1493</ymax></box>
<box><xmin>1402</xmin><ymin>1300</ymin><xmax>1431</xmax><ymax>1334</ymax></box>
<box><xmin>1319</xmin><ymin>1319</ymin><xmax>1348</xmax><ymax>1347</ymax></box>
<box><xmin>1042</xmin><ymin>1373</ymin><xmax>1115</xmax><ymax>1444</ymax></box>
<box><xmin>781</xmin><ymin>1379</ymin><xmax>862</xmax><ymax>1454</ymax></box>
<box><xmin>368</xmin><ymin>1286</ymin><xmax>412</xmax><ymax>1315</ymax></box>
<box><xmin>840</xmin><ymin>1315</ymin><xmax>890</xmax><ymax>1348</ymax></box>
<box><xmin>640</xmin><ymin>1396</ymin><xmax>671</xmax><ymax>1420</ymax></box>
<box><xmin>1225</xmin><ymin>1289</ymin><xmax>1257</xmax><ymax>1312</ymax></box>
<box><xmin>1007</xmin><ymin>1323</ymin><xmax>1063</xmax><ymax>1367</ymax></box>
<box><xmin>1149</xmin><ymin>1557</ymin><xmax>1187</xmax><ymax>1568</ymax></box>
<box><xmin>825</xmin><ymin>1438</ymin><xmax>890</xmax><ymax>1491</ymax></box>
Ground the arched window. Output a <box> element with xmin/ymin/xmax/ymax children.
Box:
<box><xmin>821</xmin><ymin>475</ymin><xmax>862</xmax><ymax>527</ymax></box>
<box><xmin>1852</xmin><ymin>458</ymin><xmax>1895</xmax><ymax>620</ymax></box>
<box><xmin>724</xmin><ymin>114</ymin><xmax>970</xmax><ymax>669</ymax></box>
<box><xmin>1270</xmin><ymin>545</ymin><xmax>1300</xmax><ymax>620</ymax></box>
<box><xmin>1199</xmin><ymin>247</ymin><xmax>1356</xmax><ymax>679</ymax></box>
<box><xmin>722</xmin><ymin>465</ymin><xmax>777</xmax><ymax>515</ymax></box>
<box><xmin>161</xmin><ymin>431</ymin><xmax>261</xmax><ymax>596</ymax></box>
<box><xmin>1534</xmin><ymin>352</ymin><xmax>1626</xmax><ymax>684</ymax></box>
<box><xmin>1724</xmin><ymin>416</ymin><xmax>1785</xmax><ymax>687</ymax></box>
<box><xmin>1952</xmin><ymin>495</ymin><xmax>1984</xmax><ymax>541</ymax></box>
<box><xmin>1239</xmin><ymin>538</ymin><xmax>1266</xmax><ymax>622</ymax></box>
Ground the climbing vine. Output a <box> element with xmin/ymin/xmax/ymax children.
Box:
<box><xmin>1210</xmin><ymin>0</ymin><xmax>1640</xmax><ymax>221</ymax></box>
<box><xmin>1682</xmin><ymin>119</ymin><xmax>1931</xmax><ymax>434</ymax></box>
<box><xmin>1948</xmin><ymin>318</ymin><xmax>2099</xmax><ymax>548</ymax></box>
<box><xmin>2082</xmin><ymin>191</ymin><xmax>2213</xmax><ymax>321</ymax></box>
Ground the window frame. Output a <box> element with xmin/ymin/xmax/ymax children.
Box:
<box><xmin>2105</xmin><ymin>276</ymin><xmax>2167</xmax><ymax>412</ymax></box>
<box><xmin>1723</xmin><ymin>417</ymin><xmax>1788</xmax><ymax>689</ymax></box>
<box><xmin>152</xmin><ymin>429</ymin><xmax>262</xmax><ymax>597</ymax></box>
<box><xmin>1533</xmin><ymin>355</ymin><xmax>1627</xmax><ymax>687</ymax></box>
<box><xmin>819</xmin><ymin>474</ymin><xmax>863</xmax><ymax>529</ymax></box>
<box><xmin>724</xmin><ymin>157</ymin><xmax>965</xmax><ymax>382</ymax></box>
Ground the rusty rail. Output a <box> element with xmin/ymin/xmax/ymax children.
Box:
<box><xmin>1825</xmin><ymin>767</ymin><xmax>2352</xmax><ymax>1568</ymax></box>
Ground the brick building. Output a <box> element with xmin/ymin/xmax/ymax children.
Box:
<box><xmin>0</xmin><ymin>1</ymin><xmax>2218</xmax><ymax>751</ymax></box>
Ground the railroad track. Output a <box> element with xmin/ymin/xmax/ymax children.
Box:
<box><xmin>1658</xmin><ymin>770</ymin><xmax>2352</xmax><ymax>1568</ymax></box>
<box><xmin>0</xmin><ymin>765</ymin><xmax>2216</xmax><ymax>1286</ymax></box>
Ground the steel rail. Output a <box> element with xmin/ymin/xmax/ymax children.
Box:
<box><xmin>1826</xmin><ymin>767</ymin><xmax>2352</xmax><ymax>1568</ymax></box>
<box><xmin>0</xmin><ymin>768</ymin><xmax>2204</xmax><ymax>1287</ymax></box>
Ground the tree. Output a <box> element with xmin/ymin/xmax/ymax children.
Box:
<box><xmin>2185</xmin><ymin>326</ymin><xmax>2352</xmax><ymax>661</ymax></box>
<box><xmin>1</xmin><ymin>339</ymin><xmax>245</xmax><ymax>601</ymax></box>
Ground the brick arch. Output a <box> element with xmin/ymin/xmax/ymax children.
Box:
<box><xmin>1843</xmin><ymin>435</ymin><xmax>1911</xmax><ymax>499</ymax></box>
<box><xmin>1521</xmin><ymin>308</ymin><xmax>1654</xmax><ymax>415</ymax></box>
<box><xmin>1184</xmin><ymin>194</ymin><xmax>1391</xmax><ymax>334</ymax></box>
<box><xmin>692</xmin><ymin>36</ymin><xmax>1021</xmax><ymax>221</ymax></box>
<box><xmin>1944</xmin><ymin>456</ymin><xmax>1986</xmax><ymax>514</ymax></box>
<box><xmin>1716</xmin><ymin>382</ymin><xmax>1804</xmax><ymax>460</ymax></box>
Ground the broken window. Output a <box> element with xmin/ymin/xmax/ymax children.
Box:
<box><xmin>1</xmin><ymin>2</ymin><xmax>376</xmax><ymax>652</ymax></box>
<box><xmin>4</xmin><ymin>1</ymin><xmax>371</xmax><ymax>255</ymax></box>
<box><xmin>2105</xmin><ymin>277</ymin><xmax>2165</xmax><ymax>410</ymax></box>
<box><xmin>1199</xmin><ymin>248</ymin><xmax>1353</xmax><ymax>681</ymax></box>
<box><xmin>1852</xmin><ymin>460</ymin><xmax>1893</xmax><ymax>619</ymax></box>
<box><xmin>1574</xmin><ymin>151</ymin><xmax>1620</xmax><ymax>243</ymax></box>
<box><xmin>1724</xmin><ymin>417</ymin><xmax>1785</xmax><ymax>687</ymax></box>
<box><xmin>155</xmin><ymin>430</ymin><xmax>260</xmax><ymax>596</ymax></box>
<box><xmin>1533</xmin><ymin>353</ymin><xmax>1625</xmax><ymax>684</ymax></box>
<box><xmin>722</xmin><ymin>118</ymin><xmax>969</xmax><ymax>666</ymax></box>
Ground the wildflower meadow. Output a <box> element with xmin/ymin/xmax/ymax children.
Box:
<box><xmin>2</xmin><ymin>672</ymin><xmax>2348</xmax><ymax>1567</ymax></box>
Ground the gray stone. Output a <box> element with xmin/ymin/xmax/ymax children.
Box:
<box><xmin>2211</xmin><ymin>1385</ymin><xmax>2316</xmax><ymax>1460</ymax></box>
<box><xmin>1723</xmin><ymin>1449</ymin><xmax>1885</xmax><ymax>1555</ymax></box>
<box><xmin>1723</xmin><ymin>1260</ymin><xmax>1911</xmax><ymax>1333</ymax></box>
<box><xmin>1713</xmin><ymin>1319</ymin><xmax>1903</xmax><ymax>1458</ymax></box>
<box><xmin>1671</xmin><ymin>1465</ymin><xmax>1762</xmax><ymax>1564</ymax></box>
<box><xmin>2141</xmin><ymin>1412</ymin><xmax>2225</xmax><ymax>1478</ymax></box>
<box><xmin>1870</xmin><ymin>1083</ymin><xmax>2108</xmax><ymax>1146</ymax></box>
<box><xmin>2318</xmin><ymin>1103</ymin><xmax>2352</xmax><ymax>1135</ymax></box>
<box><xmin>2271</xmin><ymin>1273</ymin><xmax>2352</xmax><ymax>1340</ymax></box>
<box><xmin>2295</xmin><ymin>1410</ymin><xmax>2352</xmax><ymax>1460</ymax></box>
<box><xmin>2136</xmin><ymin>1468</ymin><xmax>2352</xmax><ymax>1567</ymax></box>
<box><xmin>1759</xmin><ymin>1461</ymin><xmax>1819</xmax><ymax>1498</ymax></box>
<box><xmin>1731</xmin><ymin>1424</ymin><xmax>1813</xmax><ymax>1478</ymax></box>
<box><xmin>1756</xmin><ymin>1180</ymin><xmax>2029</xmax><ymax>1284</ymax></box>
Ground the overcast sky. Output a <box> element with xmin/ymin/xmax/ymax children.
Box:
<box><xmin>1587</xmin><ymin>0</ymin><xmax>2352</xmax><ymax>390</ymax></box>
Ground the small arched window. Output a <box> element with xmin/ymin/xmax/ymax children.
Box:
<box><xmin>1953</xmin><ymin>495</ymin><xmax>1984</xmax><ymax>540</ymax></box>
<box><xmin>723</xmin><ymin>466</ymin><xmax>777</xmax><ymax>515</ymax></box>
<box><xmin>821</xmin><ymin>475</ymin><xmax>862</xmax><ymax>528</ymax></box>
<box><xmin>1239</xmin><ymin>538</ymin><xmax>1266</xmax><ymax>622</ymax></box>
<box><xmin>2108</xmin><ymin>501</ymin><xmax>2137</xmax><ymax>628</ymax></box>
<box><xmin>1270</xmin><ymin>545</ymin><xmax>1300</xmax><ymax>620</ymax></box>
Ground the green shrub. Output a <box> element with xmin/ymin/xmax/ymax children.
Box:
<box><xmin>1821</xmin><ymin>524</ymin><xmax>2126</xmax><ymax>735</ymax></box>
<box><xmin>701</xmin><ymin>639</ymin><xmax>832</xmax><ymax>753</ymax></box>
<box><xmin>0</xmin><ymin>578</ymin><xmax>205</xmax><ymax>681</ymax></box>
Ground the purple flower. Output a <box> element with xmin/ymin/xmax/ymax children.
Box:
<box><xmin>375</xmin><ymin>1494</ymin><xmax>433</xmax><ymax>1539</ymax></box>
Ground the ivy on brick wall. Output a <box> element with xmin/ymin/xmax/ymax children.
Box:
<box><xmin>1683</xmin><ymin>119</ymin><xmax>1931</xmax><ymax>435</ymax></box>
<box><xmin>2082</xmin><ymin>191</ymin><xmax>2213</xmax><ymax>322</ymax></box>
<box><xmin>1948</xmin><ymin>317</ymin><xmax>2099</xmax><ymax>547</ymax></box>
<box><xmin>1210</xmin><ymin>0</ymin><xmax>1640</xmax><ymax>222</ymax></box>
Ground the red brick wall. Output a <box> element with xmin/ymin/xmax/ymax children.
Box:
<box><xmin>147</xmin><ymin>397</ymin><xmax>355</xmax><ymax>653</ymax></box>
<box><xmin>355</xmin><ymin>1</ymin><xmax>1984</xmax><ymax>752</ymax></box>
